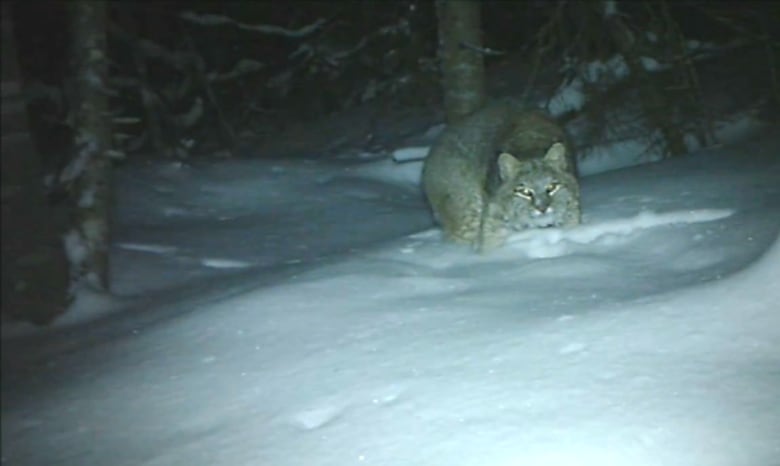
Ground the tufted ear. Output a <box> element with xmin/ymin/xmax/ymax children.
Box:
<box><xmin>543</xmin><ymin>142</ymin><xmax>568</xmax><ymax>171</ymax></box>
<box><xmin>497</xmin><ymin>152</ymin><xmax>521</xmax><ymax>181</ymax></box>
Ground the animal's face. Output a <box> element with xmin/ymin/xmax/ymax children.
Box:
<box><xmin>493</xmin><ymin>143</ymin><xmax>581</xmax><ymax>229</ymax></box>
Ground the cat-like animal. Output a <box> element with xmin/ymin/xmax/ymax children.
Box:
<box><xmin>422</xmin><ymin>100</ymin><xmax>581</xmax><ymax>251</ymax></box>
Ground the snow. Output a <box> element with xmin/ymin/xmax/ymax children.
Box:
<box><xmin>2</xmin><ymin>118</ymin><xmax>779</xmax><ymax>465</ymax></box>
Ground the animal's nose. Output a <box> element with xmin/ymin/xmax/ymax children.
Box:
<box><xmin>535</xmin><ymin>203</ymin><xmax>550</xmax><ymax>213</ymax></box>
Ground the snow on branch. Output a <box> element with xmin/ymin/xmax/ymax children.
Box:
<box><xmin>458</xmin><ymin>41</ymin><xmax>505</xmax><ymax>57</ymax></box>
<box><xmin>179</xmin><ymin>11</ymin><xmax>325</xmax><ymax>38</ymax></box>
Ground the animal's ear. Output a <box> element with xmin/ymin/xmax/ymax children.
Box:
<box><xmin>543</xmin><ymin>142</ymin><xmax>568</xmax><ymax>171</ymax></box>
<box><xmin>497</xmin><ymin>152</ymin><xmax>521</xmax><ymax>181</ymax></box>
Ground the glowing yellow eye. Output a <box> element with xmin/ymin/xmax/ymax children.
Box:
<box><xmin>513</xmin><ymin>186</ymin><xmax>534</xmax><ymax>198</ymax></box>
<box><xmin>546</xmin><ymin>182</ymin><xmax>561</xmax><ymax>195</ymax></box>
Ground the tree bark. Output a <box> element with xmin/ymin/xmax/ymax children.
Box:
<box><xmin>436</xmin><ymin>0</ymin><xmax>486</xmax><ymax>124</ymax></box>
<box><xmin>66</xmin><ymin>0</ymin><xmax>113</xmax><ymax>290</ymax></box>
<box><xmin>1</xmin><ymin>2</ymin><xmax>70</xmax><ymax>323</ymax></box>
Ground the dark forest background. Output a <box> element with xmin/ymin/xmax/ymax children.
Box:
<box><xmin>12</xmin><ymin>1</ymin><xmax>778</xmax><ymax>166</ymax></box>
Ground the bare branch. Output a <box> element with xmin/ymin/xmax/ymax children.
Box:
<box><xmin>458</xmin><ymin>41</ymin><xmax>505</xmax><ymax>56</ymax></box>
<box><xmin>206</xmin><ymin>59</ymin><xmax>265</xmax><ymax>82</ymax></box>
<box><xmin>179</xmin><ymin>11</ymin><xmax>325</xmax><ymax>38</ymax></box>
<box><xmin>110</xmin><ymin>21</ymin><xmax>196</xmax><ymax>70</ymax></box>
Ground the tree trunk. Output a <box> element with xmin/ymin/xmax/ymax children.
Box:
<box><xmin>65</xmin><ymin>0</ymin><xmax>113</xmax><ymax>290</ymax></box>
<box><xmin>436</xmin><ymin>0</ymin><xmax>486</xmax><ymax>124</ymax></box>
<box><xmin>1</xmin><ymin>3</ymin><xmax>70</xmax><ymax>324</ymax></box>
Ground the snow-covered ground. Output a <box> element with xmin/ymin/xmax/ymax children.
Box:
<box><xmin>2</xmin><ymin>115</ymin><xmax>779</xmax><ymax>465</ymax></box>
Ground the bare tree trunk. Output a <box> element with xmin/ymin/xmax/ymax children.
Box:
<box><xmin>436</xmin><ymin>0</ymin><xmax>486</xmax><ymax>124</ymax></box>
<box><xmin>65</xmin><ymin>0</ymin><xmax>112</xmax><ymax>290</ymax></box>
<box><xmin>1</xmin><ymin>3</ymin><xmax>70</xmax><ymax>323</ymax></box>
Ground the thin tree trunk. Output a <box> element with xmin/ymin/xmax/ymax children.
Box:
<box><xmin>66</xmin><ymin>0</ymin><xmax>112</xmax><ymax>290</ymax></box>
<box><xmin>436</xmin><ymin>0</ymin><xmax>486</xmax><ymax>124</ymax></box>
<box><xmin>1</xmin><ymin>3</ymin><xmax>70</xmax><ymax>323</ymax></box>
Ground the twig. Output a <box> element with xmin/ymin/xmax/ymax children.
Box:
<box><xmin>458</xmin><ymin>41</ymin><xmax>505</xmax><ymax>56</ymax></box>
<box><xmin>179</xmin><ymin>11</ymin><xmax>325</xmax><ymax>38</ymax></box>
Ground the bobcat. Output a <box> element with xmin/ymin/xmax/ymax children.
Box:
<box><xmin>422</xmin><ymin>100</ymin><xmax>581</xmax><ymax>252</ymax></box>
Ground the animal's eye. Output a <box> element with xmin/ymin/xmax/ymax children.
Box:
<box><xmin>513</xmin><ymin>186</ymin><xmax>534</xmax><ymax>199</ymax></box>
<box><xmin>546</xmin><ymin>182</ymin><xmax>561</xmax><ymax>195</ymax></box>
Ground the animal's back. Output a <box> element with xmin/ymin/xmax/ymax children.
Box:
<box><xmin>422</xmin><ymin>102</ymin><xmax>515</xmax><ymax>244</ymax></box>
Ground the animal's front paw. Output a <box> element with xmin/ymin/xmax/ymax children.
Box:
<box><xmin>561</xmin><ymin>209</ymin><xmax>582</xmax><ymax>227</ymax></box>
<box><xmin>475</xmin><ymin>230</ymin><xmax>508</xmax><ymax>253</ymax></box>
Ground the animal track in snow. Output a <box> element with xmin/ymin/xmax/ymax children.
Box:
<box><xmin>289</xmin><ymin>404</ymin><xmax>346</xmax><ymax>431</ymax></box>
<box><xmin>288</xmin><ymin>384</ymin><xmax>406</xmax><ymax>431</ymax></box>
<box><xmin>368</xmin><ymin>384</ymin><xmax>406</xmax><ymax>406</ymax></box>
